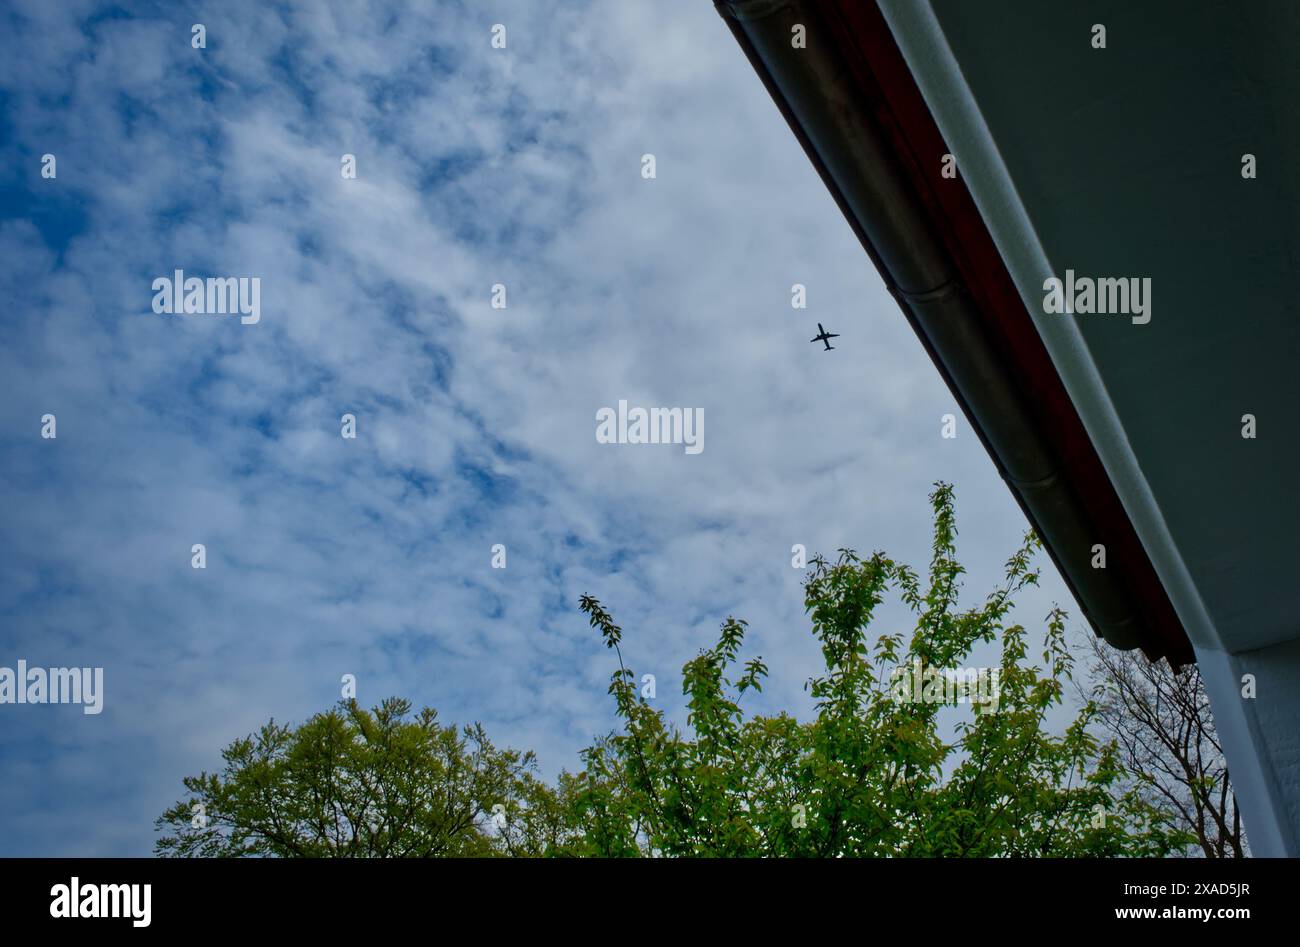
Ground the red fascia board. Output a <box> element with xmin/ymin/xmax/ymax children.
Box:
<box><xmin>825</xmin><ymin>1</ymin><xmax>1194</xmax><ymax>666</ymax></box>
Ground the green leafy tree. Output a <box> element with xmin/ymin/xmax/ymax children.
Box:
<box><xmin>565</xmin><ymin>483</ymin><xmax>1193</xmax><ymax>856</ymax></box>
<box><xmin>155</xmin><ymin>697</ymin><xmax>557</xmax><ymax>857</ymax></box>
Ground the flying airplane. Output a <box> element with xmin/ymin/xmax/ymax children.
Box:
<box><xmin>810</xmin><ymin>323</ymin><xmax>840</xmax><ymax>351</ymax></box>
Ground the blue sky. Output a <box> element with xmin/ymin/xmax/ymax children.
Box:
<box><xmin>0</xmin><ymin>0</ymin><xmax>1083</xmax><ymax>856</ymax></box>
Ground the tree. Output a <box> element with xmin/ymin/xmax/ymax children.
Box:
<box><xmin>566</xmin><ymin>483</ymin><xmax>1193</xmax><ymax>856</ymax></box>
<box><xmin>1081</xmin><ymin>636</ymin><xmax>1247</xmax><ymax>857</ymax></box>
<box><xmin>154</xmin><ymin>697</ymin><xmax>555</xmax><ymax>857</ymax></box>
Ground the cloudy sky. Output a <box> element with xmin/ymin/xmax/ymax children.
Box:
<box><xmin>0</xmin><ymin>0</ymin><xmax>1083</xmax><ymax>856</ymax></box>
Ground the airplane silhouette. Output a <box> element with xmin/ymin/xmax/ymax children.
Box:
<box><xmin>810</xmin><ymin>323</ymin><xmax>840</xmax><ymax>351</ymax></box>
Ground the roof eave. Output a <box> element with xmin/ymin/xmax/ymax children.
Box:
<box><xmin>715</xmin><ymin>0</ymin><xmax>1196</xmax><ymax>666</ymax></box>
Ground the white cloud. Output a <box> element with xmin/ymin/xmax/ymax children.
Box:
<box><xmin>0</xmin><ymin>0</ymin><xmax>1083</xmax><ymax>855</ymax></box>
